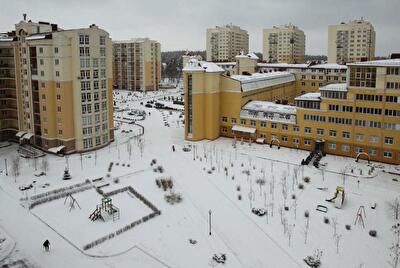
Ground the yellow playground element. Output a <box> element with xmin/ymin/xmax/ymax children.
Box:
<box><xmin>326</xmin><ymin>186</ymin><xmax>345</xmax><ymax>209</ymax></box>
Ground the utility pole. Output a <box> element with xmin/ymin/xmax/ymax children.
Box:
<box><xmin>209</xmin><ymin>209</ymin><xmax>212</xmax><ymax>236</ymax></box>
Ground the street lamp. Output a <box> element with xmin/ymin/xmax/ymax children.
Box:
<box><xmin>208</xmin><ymin>209</ymin><xmax>212</xmax><ymax>236</ymax></box>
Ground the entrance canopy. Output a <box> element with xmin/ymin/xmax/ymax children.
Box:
<box><xmin>16</xmin><ymin>131</ymin><xmax>27</xmax><ymax>138</ymax></box>
<box><xmin>48</xmin><ymin>145</ymin><xmax>65</xmax><ymax>154</ymax></box>
<box><xmin>22</xmin><ymin>132</ymin><xmax>34</xmax><ymax>140</ymax></box>
<box><xmin>232</xmin><ymin>125</ymin><xmax>256</xmax><ymax>134</ymax></box>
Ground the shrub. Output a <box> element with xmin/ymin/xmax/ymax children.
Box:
<box><xmin>298</xmin><ymin>183</ymin><xmax>304</xmax><ymax>189</ymax></box>
<box><xmin>303</xmin><ymin>176</ymin><xmax>311</xmax><ymax>183</ymax></box>
<box><xmin>345</xmin><ymin>224</ymin><xmax>351</xmax><ymax>230</ymax></box>
<box><xmin>238</xmin><ymin>194</ymin><xmax>242</xmax><ymax>200</ymax></box>
<box><xmin>324</xmin><ymin>217</ymin><xmax>330</xmax><ymax>224</ymax></box>
<box><xmin>232</xmin><ymin>176</ymin><xmax>235</xmax><ymax>180</ymax></box>
<box><xmin>304</xmin><ymin>210</ymin><xmax>310</xmax><ymax>218</ymax></box>
<box><xmin>236</xmin><ymin>185</ymin><xmax>241</xmax><ymax>191</ymax></box>
<box><xmin>116</xmin><ymin>162</ymin><xmax>119</xmax><ymax>166</ymax></box>
<box><xmin>291</xmin><ymin>194</ymin><xmax>296</xmax><ymax>199</ymax></box>
<box><xmin>369</xmin><ymin>230</ymin><xmax>377</xmax><ymax>237</ymax></box>
<box><xmin>113</xmin><ymin>178</ymin><xmax>120</xmax><ymax>184</ymax></box>
<box><xmin>284</xmin><ymin>206</ymin><xmax>289</xmax><ymax>211</ymax></box>
<box><xmin>207</xmin><ymin>170</ymin><xmax>212</xmax><ymax>174</ymax></box>
<box><xmin>211</xmin><ymin>166</ymin><xmax>215</xmax><ymax>171</ymax></box>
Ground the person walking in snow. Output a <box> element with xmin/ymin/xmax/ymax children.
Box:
<box><xmin>43</xmin><ymin>239</ymin><xmax>50</xmax><ymax>252</ymax></box>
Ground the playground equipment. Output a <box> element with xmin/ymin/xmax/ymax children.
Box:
<box><xmin>89</xmin><ymin>197</ymin><xmax>120</xmax><ymax>222</ymax></box>
<box><xmin>354</xmin><ymin>206</ymin><xmax>366</xmax><ymax>228</ymax></box>
<box><xmin>64</xmin><ymin>194</ymin><xmax>81</xmax><ymax>212</ymax></box>
<box><xmin>326</xmin><ymin>186</ymin><xmax>345</xmax><ymax>208</ymax></box>
<box><xmin>316</xmin><ymin>205</ymin><xmax>328</xmax><ymax>213</ymax></box>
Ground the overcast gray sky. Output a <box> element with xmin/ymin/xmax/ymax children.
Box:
<box><xmin>1</xmin><ymin>0</ymin><xmax>399</xmax><ymax>56</ymax></box>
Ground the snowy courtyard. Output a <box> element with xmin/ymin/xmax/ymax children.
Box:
<box><xmin>1</xmin><ymin>88</ymin><xmax>400</xmax><ymax>268</ymax></box>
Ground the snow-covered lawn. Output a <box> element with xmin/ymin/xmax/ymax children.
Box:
<box><xmin>0</xmin><ymin>88</ymin><xmax>399</xmax><ymax>268</ymax></box>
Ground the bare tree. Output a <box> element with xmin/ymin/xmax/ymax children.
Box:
<box><xmin>41</xmin><ymin>157</ymin><xmax>49</xmax><ymax>173</ymax></box>
<box><xmin>332</xmin><ymin>217</ymin><xmax>339</xmax><ymax>237</ymax></box>
<box><xmin>388</xmin><ymin>198</ymin><xmax>400</xmax><ymax>220</ymax></box>
<box><xmin>287</xmin><ymin>224</ymin><xmax>293</xmax><ymax>247</ymax></box>
<box><xmin>11</xmin><ymin>156</ymin><xmax>20</xmax><ymax>181</ymax></box>
<box><xmin>256</xmin><ymin>178</ymin><xmax>266</xmax><ymax>196</ymax></box>
<box><xmin>334</xmin><ymin>234</ymin><xmax>342</xmax><ymax>254</ymax></box>
<box><xmin>389</xmin><ymin>223</ymin><xmax>400</xmax><ymax>268</ymax></box>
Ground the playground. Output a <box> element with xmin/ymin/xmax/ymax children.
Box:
<box><xmin>32</xmin><ymin>187</ymin><xmax>156</xmax><ymax>250</ymax></box>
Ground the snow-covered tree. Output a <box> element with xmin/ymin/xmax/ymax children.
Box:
<box><xmin>388</xmin><ymin>198</ymin><xmax>400</xmax><ymax>220</ymax></box>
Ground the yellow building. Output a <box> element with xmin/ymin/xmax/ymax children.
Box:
<box><xmin>206</xmin><ymin>24</ymin><xmax>249</xmax><ymax>62</ymax></box>
<box><xmin>113</xmin><ymin>38</ymin><xmax>161</xmax><ymax>91</ymax></box>
<box><xmin>328</xmin><ymin>19</ymin><xmax>376</xmax><ymax>64</ymax></box>
<box><xmin>263</xmin><ymin>24</ymin><xmax>305</xmax><ymax>64</ymax></box>
<box><xmin>0</xmin><ymin>18</ymin><xmax>114</xmax><ymax>154</ymax></box>
<box><xmin>184</xmin><ymin>57</ymin><xmax>400</xmax><ymax>165</ymax></box>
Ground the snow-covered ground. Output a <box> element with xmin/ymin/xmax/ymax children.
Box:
<box><xmin>0</xmin><ymin>88</ymin><xmax>400</xmax><ymax>268</ymax></box>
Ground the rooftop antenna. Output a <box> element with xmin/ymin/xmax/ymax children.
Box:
<box><xmin>23</xmin><ymin>13</ymin><xmax>27</xmax><ymax>21</ymax></box>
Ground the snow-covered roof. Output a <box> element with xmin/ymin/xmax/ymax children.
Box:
<box><xmin>347</xmin><ymin>59</ymin><xmax>400</xmax><ymax>67</ymax></box>
<box><xmin>242</xmin><ymin>101</ymin><xmax>296</xmax><ymax>114</ymax></box>
<box><xmin>22</xmin><ymin>132</ymin><xmax>34</xmax><ymax>140</ymax></box>
<box><xmin>235</xmin><ymin>52</ymin><xmax>259</xmax><ymax>60</ymax></box>
<box><xmin>319</xmin><ymin>83</ymin><xmax>348</xmax><ymax>92</ymax></box>
<box><xmin>183</xmin><ymin>58</ymin><xmax>225</xmax><ymax>73</ymax></box>
<box><xmin>231</xmin><ymin>125</ymin><xmax>256</xmax><ymax>134</ymax></box>
<box><xmin>15</xmin><ymin>131</ymin><xmax>27</xmax><ymax>138</ymax></box>
<box><xmin>257</xmin><ymin>63</ymin><xmax>309</xmax><ymax>69</ymax></box>
<box><xmin>48</xmin><ymin>145</ymin><xmax>65</xmax><ymax>153</ymax></box>
<box><xmin>216</xmin><ymin>62</ymin><xmax>236</xmax><ymax>66</ymax></box>
<box><xmin>230</xmin><ymin>72</ymin><xmax>295</xmax><ymax>92</ymax></box>
<box><xmin>0</xmin><ymin>35</ymin><xmax>14</xmax><ymax>42</ymax></box>
<box><xmin>310</xmin><ymin>64</ymin><xmax>347</xmax><ymax>70</ymax></box>
<box><xmin>295</xmin><ymin>92</ymin><xmax>321</xmax><ymax>101</ymax></box>
<box><xmin>25</xmin><ymin>33</ymin><xmax>51</xmax><ymax>41</ymax></box>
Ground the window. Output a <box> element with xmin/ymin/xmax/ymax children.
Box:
<box><xmin>282</xmin><ymin>124</ymin><xmax>288</xmax><ymax>130</ymax></box>
<box><xmin>55</xmin><ymin>71</ymin><xmax>60</xmax><ymax>77</ymax></box>
<box><xmin>369</xmin><ymin>135</ymin><xmax>379</xmax><ymax>143</ymax></box>
<box><xmin>271</xmin><ymin>123</ymin><xmax>277</xmax><ymax>129</ymax></box>
<box><xmin>100</xmin><ymin>47</ymin><xmax>106</xmax><ymax>57</ymax></box>
<box><xmin>56</xmin><ymin>82</ymin><xmax>60</xmax><ymax>88</ymax></box>
<box><xmin>317</xmin><ymin>128</ymin><xmax>324</xmax><ymax>135</ymax></box>
<box><xmin>304</xmin><ymin>139</ymin><xmax>311</xmax><ymax>146</ymax></box>
<box><xmin>57</xmin><ymin>94</ymin><xmax>61</xmax><ymax>100</ymax></box>
<box><xmin>40</xmin><ymin>59</ymin><xmax>44</xmax><ymax>65</ymax></box>
<box><xmin>42</xmin><ymin>105</ymin><xmax>46</xmax><ymax>112</ymax></box>
<box><xmin>329</xmin><ymin>130</ymin><xmax>336</xmax><ymax>137</ymax></box>
<box><xmin>57</xmin><ymin>106</ymin><xmax>62</xmax><ymax>112</ymax></box>
<box><xmin>355</xmin><ymin>147</ymin><xmax>363</xmax><ymax>153</ymax></box>
<box><xmin>79</xmin><ymin>35</ymin><xmax>85</xmax><ymax>44</ymax></box>
<box><xmin>293</xmin><ymin>125</ymin><xmax>299</xmax><ymax>132</ymax></box>
<box><xmin>231</xmin><ymin>118</ymin><xmax>237</xmax><ymax>124</ymax></box>
<box><xmin>260</xmin><ymin>121</ymin><xmax>266</xmax><ymax>128</ymax></box>
<box><xmin>44</xmin><ymin>128</ymin><xmax>48</xmax><ymax>134</ymax></box>
<box><xmin>84</xmin><ymin>35</ymin><xmax>89</xmax><ymax>44</ymax></box>
<box><xmin>58</xmin><ymin>129</ymin><xmax>63</xmax><ymax>135</ymax></box>
<box><xmin>384</xmin><ymin>151</ymin><xmax>393</xmax><ymax>158</ymax></box>
<box><xmin>385</xmin><ymin>137</ymin><xmax>394</xmax><ymax>145</ymax></box>
<box><xmin>342</xmin><ymin>132</ymin><xmax>350</xmax><ymax>139</ymax></box>
<box><xmin>40</xmin><ymin>71</ymin><xmax>44</xmax><ymax>76</ymax></box>
<box><xmin>369</xmin><ymin>148</ymin><xmax>377</xmax><ymax>156</ymax></box>
<box><xmin>39</xmin><ymin>47</ymin><xmax>43</xmax><ymax>53</ymax></box>
<box><xmin>240</xmin><ymin>119</ymin><xmax>246</xmax><ymax>125</ymax></box>
<box><xmin>293</xmin><ymin>137</ymin><xmax>299</xmax><ymax>144</ymax></box>
<box><xmin>222</xmin><ymin>116</ymin><xmax>227</xmax><ymax>123</ymax></box>
<box><xmin>328</xmin><ymin>143</ymin><xmax>336</xmax><ymax>150</ymax></box>
<box><xmin>54</xmin><ymin>47</ymin><xmax>59</xmax><ymax>54</ymax></box>
<box><xmin>85</xmin><ymin>47</ymin><xmax>90</xmax><ymax>56</ymax></box>
<box><xmin>100</xmin><ymin>36</ymin><xmax>106</xmax><ymax>46</ymax></box>
<box><xmin>305</xmin><ymin>127</ymin><xmax>311</xmax><ymax>133</ymax></box>
<box><xmin>356</xmin><ymin>133</ymin><xmax>364</xmax><ymax>141</ymax></box>
<box><xmin>341</xmin><ymin>144</ymin><xmax>350</xmax><ymax>152</ymax></box>
<box><xmin>282</xmin><ymin>136</ymin><xmax>288</xmax><ymax>142</ymax></box>
<box><xmin>83</xmin><ymin>138</ymin><xmax>93</xmax><ymax>149</ymax></box>
<box><xmin>55</xmin><ymin>59</ymin><xmax>59</xmax><ymax>65</ymax></box>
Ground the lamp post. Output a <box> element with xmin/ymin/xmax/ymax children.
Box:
<box><xmin>208</xmin><ymin>209</ymin><xmax>212</xmax><ymax>236</ymax></box>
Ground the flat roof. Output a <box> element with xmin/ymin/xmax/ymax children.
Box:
<box><xmin>231</xmin><ymin>72</ymin><xmax>295</xmax><ymax>92</ymax></box>
<box><xmin>347</xmin><ymin>59</ymin><xmax>400</xmax><ymax>67</ymax></box>
<box><xmin>295</xmin><ymin>92</ymin><xmax>321</xmax><ymax>101</ymax></box>
<box><xmin>319</xmin><ymin>83</ymin><xmax>347</xmax><ymax>92</ymax></box>
<box><xmin>183</xmin><ymin>59</ymin><xmax>225</xmax><ymax>73</ymax></box>
<box><xmin>242</xmin><ymin>101</ymin><xmax>297</xmax><ymax>114</ymax></box>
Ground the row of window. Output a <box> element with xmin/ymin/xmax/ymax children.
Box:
<box><xmin>79</xmin><ymin>35</ymin><xmax>106</xmax><ymax>46</ymax></box>
<box><xmin>81</xmin><ymin>91</ymin><xmax>108</xmax><ymax>102</ymax></box>
<box><xmin>387</xmin><ymin>68</ymin><xmax>400</xmax><ymax>75</ymax></box>
<box><xmin>83</xmin><ymin>133</ymin><xmax>109</xmax><ymax>149</ymax></box>
<box><xmin>327</xmin><ymin>143</ymin><xmax>394</xmax><ymax>158</ymax></box>
<box><xmin>356</xmin><ymin>94</ymin><xmax>382</xmax><ymax>102</ymax></box>
<box><xmin>80</xmin><ymin>80</ymin><xmax>107</xmax><ymax>90</ymax></box>
<box><xmin>80</xmin><ymin>58</ymin><xmax>106</xmax><ymax>69</ymax></box>
<box><xmin>304</xmin><ymin>114</ymin><xmax>326</xmax><ymax>122</ymax></box>
<box><xmin>387</xmin><ymin>82</ymin><xmax>400</xmax><ymax>89</ymax></box>
<box><xmin>321</xmin><ymin>91</ymin><xmax>347</xmax><ymax>99</ymax></box>
<box><xmin>81</xmin><ymin>102</ymin><xmax>108</xmax><ymax>114</ymax></box>
<box><xmin>80</xmin><ymin>69</ymin><xmax>106</xmax><ymax>80</ymax></box>
<box><xmin>329</xmin><ymin>104</ymin><xmax>353</xmax><ymax>112</ymax></box>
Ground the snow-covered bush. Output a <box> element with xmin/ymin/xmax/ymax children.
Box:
<box><xmin>324</xmin><ymin>217</ymin><xmax>330</xmax><ymax>224</ymax></box>
<box><xmin>303</xmin><ymin>177</ymin><xmax>311</xmax><ymax>183</ymax></box>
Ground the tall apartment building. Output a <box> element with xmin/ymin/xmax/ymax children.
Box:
<box><xmin>328</xmin><ymin>19</ymin><xmax>376</xmax><ymax>64</ymax></box>
<box><xmin>0</xmin><ymin>18</ymin><xmax>114</xmax><ymax>154</ymax></box>
<box><xmin>263</xmin><ymin>24</ymin><xmax>305</xmax><ymax>64</ymax></box>
<box><xmin>113</xmin><ymin>38</ymin><xmax>161</xmax><ymax>91</ymax></box>
<box><xmin>206</xmin><ymin>24</ymin><xmax>249</xmax><ymax>62</ymax></box>
<box><xmin>183</xmin><ymin>57</ymin><xmax>400</xmax><ymax>165</ymax></box>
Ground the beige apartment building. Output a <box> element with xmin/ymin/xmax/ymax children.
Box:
<box><xmin>183</xmin><ymin>55</ymin><xmax>400</xmax><ymax>165</ymax></box>
<box><xmin>328</xmin><ymin>19</ymin><xmax>376</xmax><ymax>64</ymax></box>
<box><xmin>113</xmin><ymin>38</ymin><xmax>161</xmax><ymax>91</ymax></box>
<box><xmin>206</xmin><ymin>24</ymin><xmax>249</xmax><ymax>62</ymax></box>
<box><xmin>263</xmin><ymin>24</ymin><xmax>305</xmax><ymax>64</ymax></box>
<box><xmin>0</xmin><ymin>18</ymin><xmax>114</xmax><ymax>154</ymax></box>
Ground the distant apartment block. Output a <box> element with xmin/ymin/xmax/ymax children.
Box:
<box><xmin>263</xmin><ymin>24</ymin><xmax>305</xmax><ymax>63</ymax></box>
<box><xmin>206</xmin><ymin>24</ymin><xmax>249</xmax><ymax>62</ymax></box>
<box><xmin>0</xmin><ymin>18</ymin><xmax>114</xmax><ymax>154</ymax></box>
<box><xmin>113</xmin><ymin>38</ymin><xmax>161</xmax><ymax>91</ymax></box>
<box><xmin>328</xmin><ymin>19</ymin><xmax>376</xmax><ymax>64</ymax></box>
